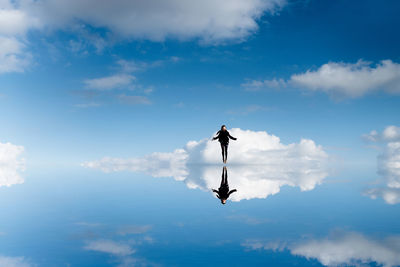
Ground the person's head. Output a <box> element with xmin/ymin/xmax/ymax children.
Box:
<box><xmin>221</xmin><ymin>199</ymin><xmax>226</xmax><ymax>205</ymax></box>
<box><xmin>220</xmin><ymin>125</ymin><xmax>227</xmax><ymax>131</ymax></box>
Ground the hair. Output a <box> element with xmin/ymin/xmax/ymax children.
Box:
<box><xmin>220</xmin><ymin>125</ymin><xmax>226</xmax><ymax>131</ymax></box>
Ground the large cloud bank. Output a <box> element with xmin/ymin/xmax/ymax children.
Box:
<box><xmin>242</xmin><ymin>232</ymin><xmax>400</xmax><ymax>267</ymax></box>
<box><xmin>0</xmin><ymin>141</ymin><xmax>25</xmax><ymax>187</ymax></box>
<box><xmin>363</xmin><ymin>126</ymin><xmax>400</xmax><ymax>204</ymax></box>
<box><xmin>0</xmin><ymin>0</ymin><xmax>286</xmax><ymax>73</ymax></box>
<box><xmin>243</xmin><ymin>60</ymin><xmax>400</xmax><ymax>98</ymax></box>
<box><xmin>82</xmin><ymin>128</ymin><xmax>329</xmax><ymax>201</ymax></box>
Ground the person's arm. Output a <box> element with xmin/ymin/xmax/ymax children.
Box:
<box><xmin>228</xmin><ymin>132</ymin><xmax>237</xmax><ymax>140</ymax></box>
<box><xmin>212</xmin><ymin>189</ymin><xmax>219</xmax><ymax>193</ymax></box>
<box><xmin>212</xmin><ymin>132</ymin><xmax>220</xmax><ymax>141</ymax></box>
<box><xmin>228</xmin><ymin>189</ymin><xmax>237</xmax><ymax>196</ymax></box>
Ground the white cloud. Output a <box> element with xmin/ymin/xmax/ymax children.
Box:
<box><xmin>1</xmin><ymin>0</ymin><xmax>287</xmax><ymax>73</ymax></box>
<box><xmin>0</xmin><ymin>1</ymin><xmax>40</xmax><ymax>73</ymax></box>
<box><xmin>291</xmin><ymin>233</ymin><xmax>400</xmax><ymax>267</ymax></box>
<box><xmin>363</xmin><ymin>126</ymin><xmax>400</xmax><ymax>204</ymax></box>
<box><xmin>84</xmin><ymin>240</ymin><xmax>135</xmax><ymax>256</ymax></box>
<box><xmin>0</xmin><ymin>255</ymin><xmax>32</xmax><ymax>267</ymax></box>
<box><xmin>0</xmin><ymin>141</ymin><xmax>25</xmax><ymax>187</ymax></box>
<box><xmin>82</xmin><ymin>128</ymin><xmax>329</xmax><ymax>201</ymax></box>
<box><xmin>242</xmin><ymin>232</ymin><xmax>400</xmax><ymax>267</ymax></box>
<box><xmin>0</xmin><ymin>36</ymin><xmax>31</xmax><ymax>73</ymax></box>
<box><xmin>84</xmin><ymin>74</ymin><xmax>135</xmax><ymax>90</ymax></box>
<box><xmin>27</xmin><ymin>0</ymin><xmax>286</xmax><ymax>44</ymax></box>
<box><xmin>241</xmin><ymin>78</ymin><xmax>286</xmax><ymax>91</ymax></box>
<box><xmin>290</xmin><ymin>60</ymin><xmax>400</xmax><ymax>98</ymax></box>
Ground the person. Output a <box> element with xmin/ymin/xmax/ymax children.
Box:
<box><xmin>212</xmin><ymin>166</ymin><xmax>237</xmax><ymax>205</ymax></box>
<box><xmin>212</xmin><ymin>125</ymin><xmax>237</xmax><ymax>163</ymax></box>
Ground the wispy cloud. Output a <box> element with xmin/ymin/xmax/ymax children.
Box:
<box><xmin>84</xmin><ymin>240</ymin><xmax>135</xmax><ymax>256</ymax></box>
<box><xmin>0</xmin><ymin>255</ymin><xmax>32</xmax><ymax>267</ymax></box>
<box><xmin>117</xmin><ymin>225</ymin><xmax>152</xmax><ymax>236</ymax></box>
<box><xmin>117</xmin><ymin>94</ymin><xmax>151</xmax><ymax>105</ymax></box>
<box><xmin>84</xmin><ymin>74</ymin><xmax>135</xmax><ymax>91</ymax></box>
<box><xmin>241</xmin><ymin>78</ymin><xmax>286</xmax><ymax>91</ymax></box>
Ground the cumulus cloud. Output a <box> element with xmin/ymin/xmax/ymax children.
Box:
<box><xmin>244</xmin><ymin>60</ymin><xmax>400</xmax><ymax>98</ymax></box>
<box><xmin>0</xmin><ymin>0</ymin><xmax>40</xmax><ymax>73</ymax></box>
<box><xmin>363</xmin><ymin>126</ymin><xmax>400</xmax><ymax>204</ymax></box>
<box><xmin>0</xmin><ymin>141</ymin><xmax>25</xmax><ymax>187</ymax></box>
<box><xmin>0</xmin><ymin>36</ymin><xmax>31</xmax><ymax>73</ymax></box>
<box><xmin>26</xmin><ymin>0</ymin><xmax>286</xmax><ymax>44</ymax></box>
<box><xmin>0</xmin><ymin>255</ymin><xmax>32</xmax><ymax>267</ymax></box>
<box><xmin>242</xmin><ymin>232</ymin><xmax>400</xmax><ymax>267</ymax></box>
<box><xmin>290</xmin><ymin>60</ymin><xmax>400</xmax><ymax>98</ymax></box>
<box><xmin>292</xmin><ymin>233</ymin><xmax>400</xmax><ymax>267</ymax></box>
<box><xmin>82</xmin><ymin>128</ymin><xmax>329</xmax><ymax>201</ymax></box>
<box><xmin>84</xmin><ymin>240</ymin><xmax>135</xmax><ymax>256</ymax></box>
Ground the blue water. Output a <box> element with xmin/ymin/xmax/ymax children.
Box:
<box><xmin>0</xmin><ymin>166</ymin><xmax>399</xmax><ymax>267</ymax></box>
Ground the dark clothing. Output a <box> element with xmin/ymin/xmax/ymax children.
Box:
<box><xmin>213</xmin><ymin>130</ymin><xmax>237</xmax><ymax>145</ymax></box>
<box><xmin>213</xmin><ymin>167</ymin><xmax>237</xmax><ymax>201</ymax></box>
<box><xmin>221</xmin><ymin>143</ymin><xmax>228</xmax><ymax>161</ymax></box>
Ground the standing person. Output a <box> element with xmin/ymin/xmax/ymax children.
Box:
<box><xmin>212</xmin><ymin>166</ymin><xmax>237</xmax><ymax>205</ymax></box>
<box><xmin>212</xmin><ymin>125</ymin><xmax>237</xmax><ymax>163</ymax></box>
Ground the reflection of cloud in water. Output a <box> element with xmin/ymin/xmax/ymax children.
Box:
<box><xmin>243</xmin><ymin>232</ymin><xmax>400</xmax><ymax>267</ymax></box>
<box><xmin>363</xmin><ymin>126</ymin><xmax>400</xmax><ymax>204</ymax></box>
<box><xmin>83</xmin><ymin>128</ymin><xmax>329</xmax><ymax>201</ymax></box>
<box><xmin>0</xmin><ymin>255</ymin><xmax>32</xmax><ymax>267</ymax></box>
<box><xmin>0</xmin><ymin>142</ymin><xmax>25</xmax><ymax>188</ymax></box>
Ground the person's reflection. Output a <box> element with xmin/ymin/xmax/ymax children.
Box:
<box><xmin>212</xmin><ymin>166</ymin><xmax>237</xmax><ymax>205</ymax></box>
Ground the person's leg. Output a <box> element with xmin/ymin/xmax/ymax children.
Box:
<box><xmin>223</xmin><ymin>166</ymin><xmax>227</xmax><ymax>184</ymax></box>
<box><xmin>220</xmin><ymin>167</ymin><xmax>224</xmax><ymax>187</ymax></box>
<box><xmin>220</xmin><ymin>143</ymin><xmax>225</xmax><ymax>162</ymax></box>
<box><xmin>224</xmin><ymin>144</ymin><xmax>228</xmax><ymax>162</ymax></box>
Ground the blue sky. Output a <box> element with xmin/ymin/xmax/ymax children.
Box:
<box><xmin>0</xmin><ymin>0</ymin><xmax>399</xmax><ymax>168</ymax></box>
<box><xmin>1</xmin><ymin>1</ymin><xmax>400</xmax><ymax>266</ymax></box>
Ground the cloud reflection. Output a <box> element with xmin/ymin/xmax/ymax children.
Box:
<box><xmin>0</xmin><ymin>141</ymin><xmax>25</xmax><ymax>188</ymax></box>
<box><xmin>363</xmin><ymin>126</ymin><xmax>400</xmax><ymax>204</ymax></box>
<box><xmin>83</xmin><ymin>129</ymin><xmax>329</xmax><ymax>201</ymax></box>
<box><xmin>242</xmin><ymin>232</ymin><xmax>400</xmax><ymax>267</ymax></box>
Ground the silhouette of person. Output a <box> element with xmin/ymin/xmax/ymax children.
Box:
<box><xmin>212</xmin><ymin>166</ymin><xmax>237</xmax><ymax>205</ymax></box>
<box><xmin>212</xmin><ymin>125</ymin><xmax>237</xmax><ymax>163</ymax></box>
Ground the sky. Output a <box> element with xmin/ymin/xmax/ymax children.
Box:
<box><xmin>1</xmin><ymin>0</ymin><xmax>400</xmax><ymax>266</ymax></box>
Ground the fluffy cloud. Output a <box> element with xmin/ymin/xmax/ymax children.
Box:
<box><xmin>0</xmin><ymin>36</ymin><xmax>31</xmax><ymax>73</ymax></box>
<box><xmin>244</xmin><ymin>60</ymin><xmax>400</xmax><ymax>98</ymax></box>
<box><xmin>363</xmin><ymin>125</ymin><xmax>400</xmax><ymax>143</ymax></box>
<box><xmin>26</xmin><ymin>0</ymin><xmax>286</xmax><ymax>44</ymax></box>
<box><xmin>292</xmin><ymin>233</ymin><xmax>400</xmax><ymax>267</ymax></box>
<box><xmin>290</xmin><ymin>60</ymin><xmax>400</xmax><ymax>98</ymax></box>
<box><xmin>0</xmin><ymin>0</ymin><xmax>40</xmax><ymax>73</ymax></box>
<box><xmin>364</xmin><ymin>126</ymin><xmax>400</xmax><ymax>204</ymax></box>
<box><xmin>0</xmin><ymin>141</ymin><xmax>25</xmax><ymax>187</ymax></box>
<box><xmin>1</xmin><ymin>0</ymin><xmax>287</xmax><ymax>73</ymax></box>
<box><xmin>84</xmin><ymin>240</ymin><xmax>135</xmax><ymax>256</ymax></box>
<box><xmin>82</xmin><ymin>128</ymin><xmax>329</xmax><ymax>201</ymax></box>
<box><xmin>242</xmin><ymin>232</ymin><xmax>400</xmax><ymax>267</ymax></box>
<box><xmin>0</xmin><ymin>255</ymin><xmax>32</xmax><ymax>267</ymax></box>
